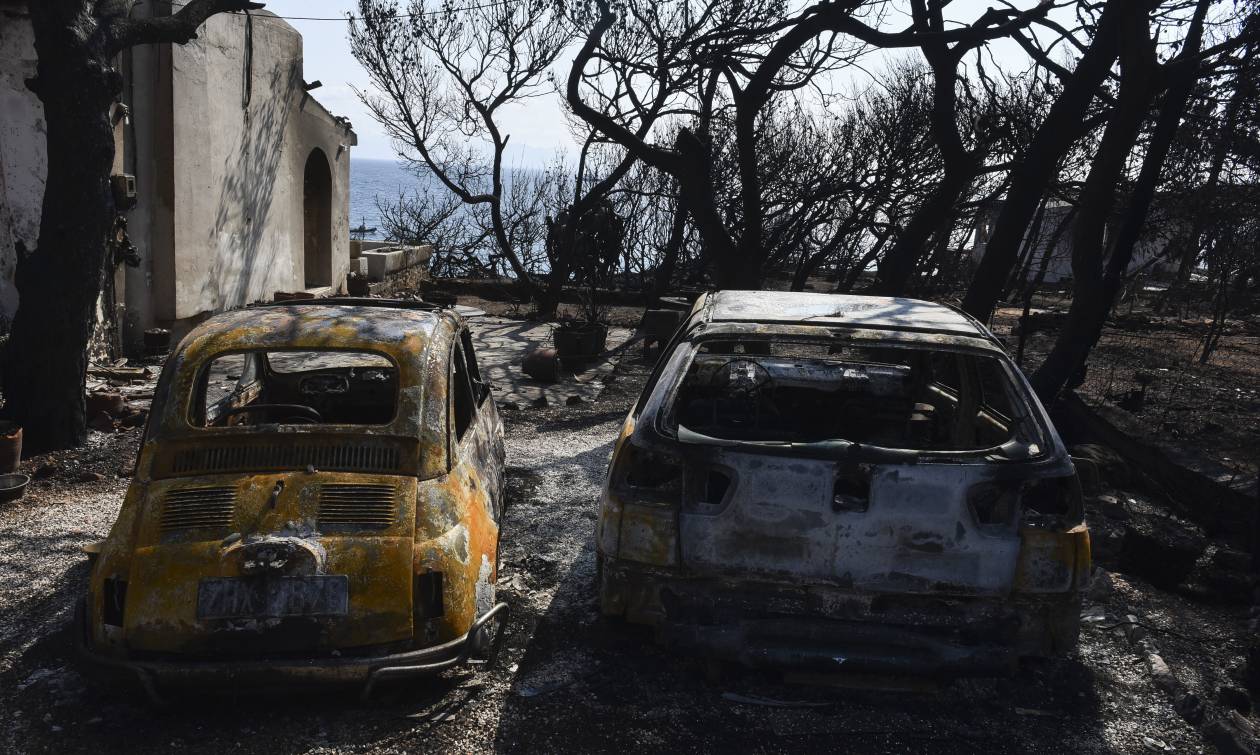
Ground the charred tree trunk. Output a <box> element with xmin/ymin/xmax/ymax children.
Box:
<box><xmin>650</xmin><ymin>197</ymin><xmax>687</xmax><ymax>304</ymax></box>
<box><xmin>961</xmin><ymin>2</ymin><xmax>1127</xmax><ymax>322</ymax></box>
<box><xmin>1156</xmin><ymin>65</ymin><xmax>1248</xmax><ymax>312</ymax></box>
<box><xmin>486</xmin><ymin>151</ymin><xmax>541</xmax><ymax>302</ymax></box>
<box><xmin>873</xmin><ymin>166</ymin><xmax>975</xmax><ymax>295</ymax></box>
<box><xmin>791</xmin><ymin>247</ymin><xmax>832</xmax><ymax>291</ymax></box>
<box><xmin>839</xmin><ymin>228</ymin><xmax>894</xmax><ymax>292</ymax></box>
<box><xmin>732</xmin><ymin>88</ymin><xmax>766</xmax><ymax>292</ymax></box>
<box><xmin>1004</xmin><ymin>194</ymin><xmax>1049</xmax><ymax>301</ymax></box>
<box><xmin>4</xmin><ymin>0</ymin><xmax>261</xmax><ymax>452</ymax></box>
<box><xmin>1015</xmin><ymin>203</ymin><xmax>1076</xmax><ymax>366</ymax></box>
<box><xmin>536</xmin><ymin>134</ymin><xmax>638</xmax><ymax>318</ymax></box>
<box><xmin>872</xmin><ymin>2</ymin><xmax>981</xmax><ymax>298</ymax></box>
<box><xmin>538</xmin><ymin>258</ymin><xmax>568</xmax><ymax>318</ymax></box>
<box><xmin>3</xmin><ymin>17</ymin><xmax>121</xmax><ymax>451</ymax></box>
<box><xmin>1029</xmin><ymin>13</ymin><xmax>1157</xmax><ymax>401</ymax></box>
<box><xmin>670</xmin><ymin>126</ymin><xmax>745</xmax><ymax>289</ymax></box>
<box><xmin>1031</xmin><ymin>0</ymin><xmax>1213</xmax><ymax>401</ymax></box>
<box><xmin>791</xmin><ymin>221</ymin><xmax>855</xmax><ymax>292</ymax></box>
<box><xmin>1199</xmin><ymin>265</ymin><xmax>1232</xmax><ymax>364</ymax></box>
<box><xmin>914</xmin><ymin>223</ymin><xmax>957</xmax><ymax>296</ymax></box>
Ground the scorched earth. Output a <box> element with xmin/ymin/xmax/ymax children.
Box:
<box><xmin>0</xmin><ymin>336</ymin><xmax>1249</xmax><ymax>754</ymax></box>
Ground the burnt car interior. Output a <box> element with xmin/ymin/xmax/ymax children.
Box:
<box><xmin>670</xmin><ymin>339</ymin><xmax>1036</xmax><ymax>452</ymax></box>
<box><xmin>191</xmin><ymin>350</ymin><xmax>398</xmax><ymax>427</ymax></box>
<box><xmin>452</xmin><ymin>329</ymin><xmax>491</xmax><ymax>441</ymax></box>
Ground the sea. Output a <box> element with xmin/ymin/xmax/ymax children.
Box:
<box><xmin>349</xmin><ymin>157</ymin><xmax>430</xmax><ymax>241</ymax></box>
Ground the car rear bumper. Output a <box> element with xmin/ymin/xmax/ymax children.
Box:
<box><xmin>75</xmin><ymin>600</ymin><xmax>509</xmax><ymax>703</ymax></box>
<box><xmin>658</xmin><ymin>616</ymin><xmax>1016</xmax><ymax>676</ymax></box>
<box><xmin>600</xmin><ymin>556</ymin><xmax>1079</xmax><ymax>676</ymax></box>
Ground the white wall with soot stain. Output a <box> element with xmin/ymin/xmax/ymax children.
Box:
<box><xmin>0</xmin><ymin>5</ymin><xmax>355</xmax><ymax>346</ymax></box>
<box><xmin>0</xmin><ymin>3</ymin><xmax>44</xmax><ymax>327</ymax></box>
<box><xmin>159</xmin><ymin>10</ymin><xmax>355</xmax><ymax>325</ymax></box>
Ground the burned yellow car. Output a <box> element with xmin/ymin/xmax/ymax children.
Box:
<box><xmin>78</xmin><ymin>299</ymin><xmax>506</xmax><ymax>700</ymax></box>
<box><xmin>598</xmin><ymin>291</ymin><xmax>1089</xmax><ymax>676</ymax></box>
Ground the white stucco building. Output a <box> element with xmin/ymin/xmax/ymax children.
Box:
<box><xmin>0</xmin><ymin>4</ymin><xmax>355</xmax><ymax>350</ymax></box>
<box><xmin>968</xmin><ymin>199</ymin><xmax>1181</xmax><ymax>285</ymax></box>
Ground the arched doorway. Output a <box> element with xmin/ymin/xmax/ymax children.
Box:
<box><xmin>303</xmin><ymin>148</ymin><xmax>332</xmax><ymax>287</ymax></box>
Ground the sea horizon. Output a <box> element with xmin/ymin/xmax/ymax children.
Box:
<box><xmin>350</xmin><ymin>156</ymin><xmax>552</xmax><ymax>242</ymax></box>
<box><xmin>349</xmin><ymin>157</ymin><xmax>429</xmax><ymax>242</ymax></box>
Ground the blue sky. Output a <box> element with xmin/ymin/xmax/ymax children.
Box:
<box><xmin>264</xmin><ymin>1</ymin><xmax>1055</xmax><ymax>165</ymax></box>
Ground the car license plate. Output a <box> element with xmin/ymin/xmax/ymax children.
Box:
<box><xmin>197</xmin><ymin>576</ymin><xmax>349</xmax><ymax>619</ymax></box>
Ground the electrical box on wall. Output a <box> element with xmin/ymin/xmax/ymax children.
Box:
<box><xmin>110</xmin><ymin>174</ymin><xmax>137</xmax><ymax>211</ymax></box>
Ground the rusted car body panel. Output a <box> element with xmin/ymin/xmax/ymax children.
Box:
<box><xmin>79</xmin><ymin>301</ymin><xmax>506</xmax><ymax>699</ymax></box>
<box><xmin>597</xmin><ymin>292</ymin><xmax>1090</xmax><ymax>675</ymax></box>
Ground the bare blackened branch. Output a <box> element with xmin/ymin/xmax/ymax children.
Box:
<box><xmin>106</xmin><ymin>0</ymin><xmax>264</xmax><ymax>54</ymax></box>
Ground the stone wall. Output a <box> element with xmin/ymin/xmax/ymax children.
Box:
<box><xmin>1056</xmin><ymin>392</ymin><xmax>1258</xmax><ymax>550</ymax></box>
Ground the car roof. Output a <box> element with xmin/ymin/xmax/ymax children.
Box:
<box><xmin>701</xmin><ymin>291</ymin><xmax>989</xmax><ymax>338</ymax></box>
<box><xmin>178</xmin><ymin>300</ymin><xmax>458</xmax><ymax>359</ymax></box>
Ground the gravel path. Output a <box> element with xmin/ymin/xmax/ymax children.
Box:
<box><xmin>0</xmin><ymin>355</ymin><xmax>1243</xmax><ymax>754</ymax></box>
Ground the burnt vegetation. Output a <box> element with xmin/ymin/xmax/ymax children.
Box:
<box><xmin>350</xmin><ymin>0</ymin><xmax>1260</xmax><ymax>396</ymax></box>
<box><xmin>4</xmin><ymin>0</ymin><xmax>1260</xmax><ymax>751</ymax></box>
<box><xmin>3</xmin><ymin>3</ymin><xmax>1257</xmax><ymax>449</ymax></box>
<box><xmin>341</xmin><ymin>0</ymin><xmax>1260</xmax><ymax>485</ymax></box>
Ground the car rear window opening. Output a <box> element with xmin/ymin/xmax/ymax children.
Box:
<box><xmin>670</xmin><ymin>339</ymin><xmax>1036</xmax><ymax>452</ymax></box>
<box><xmin>191</xmin><ymin>350</ymin><xmax>399</xmax><ymax>428</ymax></box>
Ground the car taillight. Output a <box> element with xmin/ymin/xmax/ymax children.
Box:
<box><xmin>1022</xmin><ymin>475</ymin><xmax>1084</xmax><ymax>526</ymax></box>
<box><xmin>413</xmin><ymin>571</ymin><xmax>444</xmax><ymax>619</ymax></box>
<box><xmin>615</xmin><ymin>442</ymin><xmax>682</xmax><ymax>500</ymax></box>
<box><xmin>102</xmin><ymin>578</ymin><xmax>127</xmax><ymax>627</ymax></box>
<box><xmin>606</xmin><ymin>441</ymin><xmax>683</xmax><ymax>567</ymax></box>
<box><xmin>968</xmin><ymin>481</ymin><xmax>1019</xmax><ymax>529</ymax></box>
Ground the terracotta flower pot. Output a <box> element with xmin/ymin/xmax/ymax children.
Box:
<box><xmin>522</xmin><ymin>347</ymin><xmax>561</xmax><ymax>382</ymax></box>
<box><xmin>0</xmin><ymin>422</ymin><xmax>21</xmax><ymax>473</ymax></box>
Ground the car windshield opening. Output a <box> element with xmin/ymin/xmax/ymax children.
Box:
<box><xmin>192</xmin><ymin>350</ymin><xmax>398</xmax><ymax>427</ymax></box>
<box><xmin>669</xmin><ymin>339</ymin><xmax>1038</xmax><ymax>453</ymax></box>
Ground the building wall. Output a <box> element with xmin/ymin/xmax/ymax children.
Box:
<box><xmin>161</xmin><ymin>11</ymin><xmax>354</xmax><ymax>325</ymax></box>
<box><xmin>0</xmin><ymin>3</ymin><xmax>43</xmax><ymax>327</ymax></box>
<box><xmin>0</xmin><ymin>6</ymin><xmax>354</xmax><ymax>346</ymax></box>
<box><xmin>119</xmin><ymin>18</ymin><xmax>175</xmax><ymax>351</ymax></box>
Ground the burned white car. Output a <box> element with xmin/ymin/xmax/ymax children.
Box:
<box><xmin>597</xmin><ymin>291</ymin><xmax>1089</xmax><ymax>675</ymax></box>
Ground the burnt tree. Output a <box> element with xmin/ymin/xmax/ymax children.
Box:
<box><xmin>868</xmin><ymin>0</ymin><xmax>1020</xmax><ymax>295</ymax></box>
<box><xmin>1030</xmin><ymin>0</ymin><xmax>1256</xmax><ymax>401</ymax></box>
<box><xmin>4</xmin><ymin>0</ymin><xmax>264</xmax><ymax>452</ymax></box>
<box><xmin>350</xmin><ymin>0</ymin><xmax>570</xmax><ymax>299</ymax></box>
<box><xmin>960</xmin><ymin>1</ymin><xmax>1129</xmax><ymax>322</ymax></box>
<box><xmin>1027</xmin><ymin>8</ymin><xmax>1161</xmax><ymax>400</ymax></box>
<box><xmin>568</xmin><ymin>0</ymin><xmax>1046</xmax><ymax>290</ymax></box>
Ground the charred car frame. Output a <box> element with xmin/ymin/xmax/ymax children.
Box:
<box><xmin>597</xmin><ymin>291</ymin><xmax>1089</xmax><ymax>676</ymax></box>
<box><xmin>78</xmin><ymin>299</ymin><xmax>507</xmax><ymax>700</ymax></box>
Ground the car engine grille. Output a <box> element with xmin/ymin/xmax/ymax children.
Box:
<box><xmin>317</xmin><ymin>484</ymin><xmax>397</xmax><ymax>528</ymax></box>
<box><xmin>160</xmin><ymin>486</ymin><xmax>236</xmax><ymax>532</ymax></box>
<box><xmin>170</xmin><ymin>444</ymin><xmax>402</xmax><ymax>475</ymax></box>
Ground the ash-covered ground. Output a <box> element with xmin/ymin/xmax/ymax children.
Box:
<box><xmin>0</xmin><ymin>351</ymin><xmax>1255</xmax><ymax>754</ymax></box>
